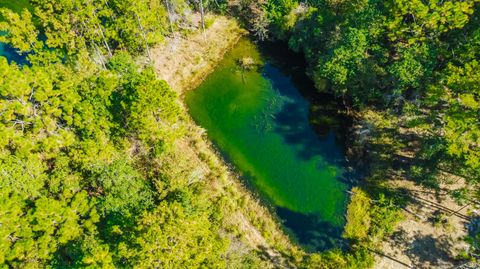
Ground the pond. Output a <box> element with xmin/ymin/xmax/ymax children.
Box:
<box><xmin>185</xmin><ymin>38</ymin><xmax>354</xmax><ymax>251</ymax></box>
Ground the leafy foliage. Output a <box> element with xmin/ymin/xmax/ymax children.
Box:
<box><xmin>0</xmin><ymin>2</ymin><xmax>250</xmax><ymax>267</ymax></box>
<box><xmin>343</xmin><ymin>188</ymin><xmax>371</xmax><ymax>242</ymax></box>
<box><xmin>2</xmin><ymin>0</ymin><xmax>480</xmax><ymax>267</ymax></box>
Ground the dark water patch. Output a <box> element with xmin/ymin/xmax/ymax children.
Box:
<box><xmin>277</xmin><ymin>206</ymin><xmax>346</xmax><ymax>252</ymax></box>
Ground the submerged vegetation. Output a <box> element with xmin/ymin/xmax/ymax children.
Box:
<box><xmin>0</xmin><ymin>0</ymin><xmax>479</xmax><ymax>268</ymax></box>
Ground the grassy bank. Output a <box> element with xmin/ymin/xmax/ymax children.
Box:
<box><xmin>152</xmin><ymin>15</ymin><xmax>247</xmax><ymax>95</ymax></box>
<box><xmin>151</xmin><ymin>15</ymin><xmax>303</xmax><ymax>267</ymax></box>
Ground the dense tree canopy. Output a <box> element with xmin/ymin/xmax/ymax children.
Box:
<box><xmin>1</xmin><ymin>0</ymin><xmax>480</xmax><ymax>267</ymax></box>
<box><xmin>0</xmin><ymin>1</ymin><xmax>244</xmax><ymax>267</ymax></box>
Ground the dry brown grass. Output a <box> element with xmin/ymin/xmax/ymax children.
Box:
<box><xmin>152</xmin><ymin>15</ymin><xmax>246</xmax><ymax>96</ymax></box>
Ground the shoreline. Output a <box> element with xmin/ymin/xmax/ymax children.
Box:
<box><xmin>151</xmin><ymin>15</ymin><xmax>302</xmax><ymax>267</ymax></box>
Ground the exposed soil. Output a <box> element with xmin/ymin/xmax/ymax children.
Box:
<box><xmin>374</xmin><ymin>179</ymin><xmax>476</xmax><ymax>269</ymax></box>
<box><xmin>152</xmin><ymin>15</ymin><xmax>246</xmax><ymax>95</ymax></box>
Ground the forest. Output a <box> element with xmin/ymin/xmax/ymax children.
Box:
<box><xmin>0</xmin><ymin>0</ymin><xmax>479</xmax><ymax>268</ymax></box>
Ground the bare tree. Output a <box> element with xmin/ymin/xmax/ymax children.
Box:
<box><xmin>198</xmin><ymin>0</ymin><xmax>205</xmax><ymax>31</ymax></box>
<box><xmin>135</xmin><ymin>13</ymin><xmax>152</xmax><ymax>61</ymax></box>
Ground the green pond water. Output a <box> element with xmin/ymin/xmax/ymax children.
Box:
<box><xmin>186</xmin><ymin>38</ymin><xmax>354</xmax><ymax>251</ymax></box>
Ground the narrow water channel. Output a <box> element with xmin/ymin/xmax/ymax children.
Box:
<box><xmin>186</xmin><ymin>38</ymin><xmax>354</xmax><ymax>251</ymax></box>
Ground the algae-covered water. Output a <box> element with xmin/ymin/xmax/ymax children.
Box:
<box><xmin>185</xmin><ymin>38</ymin><xmax>353</xmax><ymax>251</ymax></box>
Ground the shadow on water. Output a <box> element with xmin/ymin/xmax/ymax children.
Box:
<box><xmin>272</xmin><ymin>100</ymin><xmax>344</xmax><ymax>163</ymax></box>
<box><xmin>258</xmin><ymin>41</ymin><xmax>352</xmax><ymax>167</ymax></box>
<box><xmin>270</xmin><ymin>99</ymin><xmax>357</xmax><ymax>186</ymax></box>
<box><xmin>255</xmin><ymin>41</ymin><xmax>357</xmax><ymax>251</ymax></box>
<box><xmin>259</xmin><ymin>41</ymin><xmax>358</xmax><ymax>187</ymax></box>
<box><xmin>277</xmin><ymin>206</ymin><xmax>346</xmax><ymax>252</ymax></box>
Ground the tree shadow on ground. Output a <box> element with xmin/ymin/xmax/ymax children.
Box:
<box><xmin>406</xmin><ymin>232</ymin><xmax>459</xmax><ymax>268</ymax></box>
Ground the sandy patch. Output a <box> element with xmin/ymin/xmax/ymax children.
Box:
<box><xmin>374</xmin><ymin>179</ymin><xmax>476</xmax><ymax>269</ymax></box>
<box><xmin>152</xmin><ymin>15</ymin><xmax>245</xmax><ymax>95</ymax></box>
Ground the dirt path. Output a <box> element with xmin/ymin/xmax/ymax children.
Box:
<box><xmin>374</xmin><ymin>179</ymin><xmax>476</xmax><ymax>269</ymax></box>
